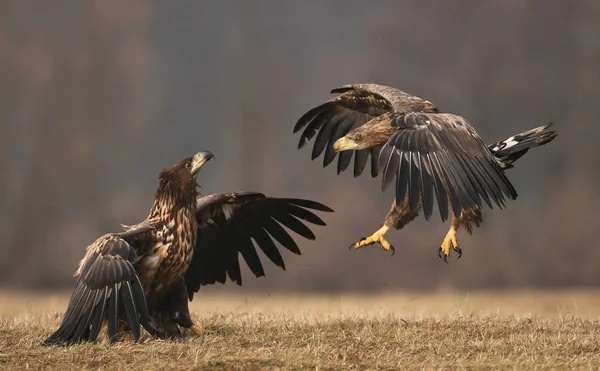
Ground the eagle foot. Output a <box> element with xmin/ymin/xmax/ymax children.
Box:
<box><xmin>190</xmin><ymin>324</ymin><xmax>215</xmax><ymax>336</ymax></box>
<box><xmin>349</xmin><ymin>226</ymin><xmax>395</xmax><ymax>256</ymax></box>
<box><xmin>439</xmin><ymin>228</ymin><xmax>461</xmax><ymax>263</ymax></box>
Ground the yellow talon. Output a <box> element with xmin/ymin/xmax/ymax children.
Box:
<box><xmin>190</xmin><ymin>324</ymin><xmax>214</xmax><ymax>335</ymax></box>
<box><xmin>350</xmin><ymin>226</ymin><xmax>395</xmax><ymax>255</ymax></box>
<box><xmin>439</xmin><ymin>227</ymin><xmax>461</xmax><ymax>262</ymax></box>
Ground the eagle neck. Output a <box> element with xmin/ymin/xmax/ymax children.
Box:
<box><xmin>148</xmin><ymin>180</ymin><xmax>198</xmax><ymax>220</ymax></box>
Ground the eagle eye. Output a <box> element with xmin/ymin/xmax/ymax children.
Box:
<box><xmin>185</xmin><ymin>162</ymin><xmax>191</xmax><ymax>168</ymax></box>
<box><xmin>351</xmin><ymin>134</ymin><xmax>362</xmax><ymax>142</ymax></box>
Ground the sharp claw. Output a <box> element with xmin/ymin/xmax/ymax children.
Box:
<box><xmin>438</xmin><ymin>247</ymin><xmax>443</xmax><ymax>259</ymax></box>
<box><xmin>444</xmin><ymin>254</ymin><xmax>448</xmax><ymax>263</ymax></box>
<box><xmin>455</xmin><ymin>246</ymin><xmax>462</xmax><ymax>259</ymax></box>
<box><xmin>389</xmin><ymin>244</ymin><xmax>395</xmax><ymax>257</ymax></box>
<box><xmin>350</xmin><ymin>236</ymin><xmax>368</xmax><ymax>251</ymax></box>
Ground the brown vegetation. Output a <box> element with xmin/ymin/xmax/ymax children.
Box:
<box><xmin>2</xmin><ymin>291</ymin><xmax>600</xmax><ymax>369</ymax></box>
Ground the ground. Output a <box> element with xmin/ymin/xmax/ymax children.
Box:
<box><xmin>1</xmin><ymin>290</ymin><xmax>600</xmax><ymax>370</ymax></box>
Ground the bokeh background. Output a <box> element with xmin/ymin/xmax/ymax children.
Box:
<box><xmin>1</xmin><ymin>0</ymin><xmax>598</xmax><ymax>293</ymax></box>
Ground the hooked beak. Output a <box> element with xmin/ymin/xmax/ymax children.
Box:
<box><xmin>191</xmin><ymin>151</ymin><xmax>214</xmax><ymax>174</ymax></box>
<box><xmin>333</xmin><ymin>137</ymin><xmax>352</xmax><ymax>153</ymax></box>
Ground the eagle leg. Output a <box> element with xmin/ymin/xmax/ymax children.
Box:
<box><xmin>348</xmin><ymin>198</ymin><xmax>421</xmax><ymax>256</ymax></box>
<box><xmin>438</xmin><ymin>226</ymin><xmax>461</xmax><ymax>263</ymax></box>
<box><xmin>349</xmin><ymin>225</ymin><xmax>395</xmax><ymax>256</ymax></box>
<box><xmin>438</xmin><ymin>208</ymin><xmax>482</xmax><ymax>262</ymax></box>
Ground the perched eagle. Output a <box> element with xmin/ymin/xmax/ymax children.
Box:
<box><xmin>43</xmin><ymin>151</ymin><xmax>333</xmax><ymax>346</ymax></box>
<box><xmin>293</xmin><ymin>83</ymin><xmax>556</xmax><ymax>260</ymax></box>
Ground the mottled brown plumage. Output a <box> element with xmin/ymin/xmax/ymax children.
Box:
<box><xmin>43</xmin><ymin>152</ymin><xmax>333</xmax><ymax>346</ymax></box>
<box><xmin>294</xmin><ymin>83</ymin><xmax>557</xmax><ymax>260</ymax></box>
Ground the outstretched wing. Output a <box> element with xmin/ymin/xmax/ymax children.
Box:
<box><xmin>293</xmin><ymin>84</ymin><xmax>438</xmax><ymax>177</ymax></box>
<box><xmin>293</xmin><ymin>86</ymin><xmax>392</xmax><ymax>177</ymax></box>
<box><xmin>185</xmin><ymin>192</ymin><xmax>333</xmax><ymax>300</ymax></box>
<box><xmin>379</xmin><ymin>112</ymin><xmax>518</xmax><ymax>222</ymax></box>
<box><xmin>43</xmin><ymin>222</ymin><xmax>158</xmax><ymax>346</ymax></box>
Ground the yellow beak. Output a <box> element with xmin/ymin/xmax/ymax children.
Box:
<box><xmin>333</xmin><ymin>137</ymin><xmax>350</xmax><ymax>152</ymax></box>
<box><xmin>191</xmin><ymin>151</ymin><xmax>214</xmax><ymax>173</ymax></box>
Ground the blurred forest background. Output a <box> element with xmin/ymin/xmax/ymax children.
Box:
<box><xmin>1</xmin><ymin>0</ymin><xmax>598</xmax><ymax>293</ymax></box>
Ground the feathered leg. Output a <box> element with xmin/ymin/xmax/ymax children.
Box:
<box><xmin>350</xmin><ymin>198</ymin><xmax>421</xmax><ymax>255</ymax></box>
<box><xmin>166</xmin><ymin>280</ymin><xmax>214</xmax><ymax>336</ymax></box>
<box><xmin>439</xmin><ymin>208</ymin><xmax>482</xmax><ymax>262</ymax></box>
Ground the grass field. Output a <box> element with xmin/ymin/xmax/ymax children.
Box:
<box><xmin>2</xmin><ymin>290</ymin><xmax>600</xmax><ymax>370</ymax></box>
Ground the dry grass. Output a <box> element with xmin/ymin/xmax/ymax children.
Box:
<box><xmin>2</xmin><ymin>290</ymin><xmax>600</xmax><ymax>370</ymax></box>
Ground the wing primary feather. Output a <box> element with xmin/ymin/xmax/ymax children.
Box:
<box><xmin>378</xmin><ymin>144</ymin><xmax>392</xmax><ymax>176</ymax></box>
<box><xmin>489</xmin><ymin>158</ymin><xmax>518</xmax><ymax>199</ymax></box>
<box><xmin>478</xmin><ymin>157</ymin><xmax>511</xmax><ymax>198</ymax></box>
<box><xmin>424</xmin><ymin>153</ymin><xmax>448</xmax><ymax>220</ymax></box>
<box><xmin>215</xmin><ymin>228</ymin><xmax>234</xmax><ymax>284</ymax></box>
<box><xmin>280</xmin><ymin>203</ymin><xmax>327</xmax><ymax>225</ymax></box>
<box><xmin>62</xmin><ymin>284</ymin><xmax>91</xmax><ymax>343</ymax></box>
<box><xmin>235</xmin><ymin>230</ymin><xmax>265</xmax><ymax>280</ymax></box>
<box><xmin>475</xmin><ymin>157</ymin><xmax>507</xmax><ymax>207</ymax></box>
<box><xmin>270</xmin><ymin>211</ymin><xmax>316</xmax><ymax>240</ymax></box>
<box><xmin>297</xmin><ymin>105</ymin><xmax>330</xmax><ymax>148</ymax></box>
<box><xmin>324</xmin><ymin>112</ymin><xmax>357</xmax><ymax>167</ymax></box>
<box><xmin>122</xmin><ymin>281</ymin><xmax>141</xmax><ymax>341</ymax></box>
<box><xmin>471</xmin><ymin>156</ymin><xmax>504</xmax><ymax>207</ymax></box>
<box><xmin>294</xmin><ymin>104</ymin><xmax>325</xmax><ymax>134</ymax></box>
<box><xmin>457</xmin><ymin>155</ymin><xmax>493</xmax><ymax>209</ymax></box>
<box><xmin>262</xmin><ymin>217</ymin><xmax>301</xmax><ymax>255</ymax></box>
<box><xmin>225</xmin><ymin>239</ymin><xmax>242</xmax><ymax>285</ymax></box>
<box><xmin>337</xmin><ymin>150</ymin><xmax>354</xmax><ymax>174</ymax></box>
<box><xmin>322</xmin><ymin>121</ymin><xmax>344</xmax><ymax>167</ymax></box>
<box><xmin>370</xmin><ymin>145</ymin><xmax>383</xmax><ymax>177</ymax></box>
<box><xmin>248</xmin><ymin>219</ymin><xmax>286</xmax><ymax>270</ymax></box>
<box><xmin>436</xmin><ymin>151</ymin><xmax>473</xmax><ymax>215</ymax></box>
<box><xmin>54</xmin><ymin>282</ymin><xmax>86</xmax><ymax>338</ymax></box>
<box><xmin>430</xmin><ymin>152</ymin><xmax>462</xmax><ymax>218</ymax></box>
<box><xmin>131</xmin><ymin>275</ymin><xmax>154</xmax><ymax>335</ymax></box>
<box><xmin>215</xmin><ymin>226</ymin><xmax>240</xmax><ymax>285</ymax></box>
<box><xmin>335</xmin><ymin>113</ymin><xmax>363</xmax><ymax>173</ymax></box>
<box><xmin>107</xmin><ymin>283</ymin><xmax>119</xmax><ymax>344</ymax></box>
<box><xmin>457</xmin><ymin>155</ymin><xmax>488</xmax><ymax>205</ymax></box>
<box><xmin>88</xmin><ymin>287</ymin><xmax>108</xmax><ymax>341</ymax></box>
<box><xmin>353</xmin><ymin>149</ymin><xmax>370</xmax><ymax>177</ymax></box>
<box><xmin>381</xmin><ymin>149</ymin><xmax>399</xmax><ymax>192</ymax></box>
<box><xmin>419</xmin><ymin>153</ymin><xmax>434</xmax><ymax>220</ymax></box>
<box><xmin>71</xmin><ymin>289</ymin><xmax>97</xmax><ymax>343</ymax></box>
<box><xmin>280</xmin><ymin>198</ymin><xmax>334</xmax><ymax>212</ymax></box>
<box><xmin>445</xmin><ymin>152</ymin><xmax>480</xmax><ymax>208</ymax></box>
<box><xmin>312</xmin><ymin>110</ymin><xmax>346</xmax><ymax>159</ymax></box>
<box><xmin>395</xmin><ymin>153</ymin><xmax>410</xmax><ymax>205</ymax></box>
<box><xmin>408</xmin><ymin>152</ymin><xmax>421</xmax><ymax>212</ymax></box>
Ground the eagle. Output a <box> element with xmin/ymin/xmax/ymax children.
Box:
<box><xmin>293</xmin><ymin>83</ymin><xmax>557</xmax><ymax>261</ymax></box>
<box><xmin>43</xmin><ymin>151</ymin><xmax>333</xmax><ymax>346</ymax></box>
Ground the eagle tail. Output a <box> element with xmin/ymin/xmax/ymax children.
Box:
<box><xmin>488</xmin><ymin>122</ymin><xmax>557</xmax><ymax>169</ymax></box>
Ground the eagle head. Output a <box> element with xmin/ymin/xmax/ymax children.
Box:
<box><xmin>157</xmin><ymin>151</ymin><xmax>214</xmax><ymax>201</ymax></box>
<box><xmin>333</xmin><ymin>115</ymin><xmax>397</xmax><ymax>152</ymax></box>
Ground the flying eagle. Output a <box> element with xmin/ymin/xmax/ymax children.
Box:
<box><xmin>293</xmin><ymin>83</ymin><xmax>556</xmax><ymax>260</ymax></box>
<box><xmin>43</xmin><ymin>151</ymin><xmax>333</xmax><ymax>346</ymax></box>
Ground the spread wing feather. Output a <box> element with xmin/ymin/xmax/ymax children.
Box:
<box><xmin>186</xmin><ymin>192</ymin><xmax>333</xmax><ymax>300</ymax></box>
<box><xmin>294</xmin><ymin>84</ymin><xmax>440</xmax><ymax>178</ymax></box>
<box><xmin>42</xmin><ymin>223</ymin><xmax>158</xmax><ymax>346</ymax></box>
<box><xmin>294</xmin><ymin>87</ymin><xmax>392</xmax><ymax>177</ymax></box>
<box><xmin>380</xmin><ymin>112</ymin><xmax>518</xmax><ymax>221</ymax></box>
